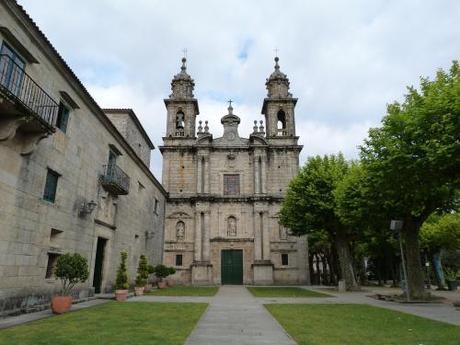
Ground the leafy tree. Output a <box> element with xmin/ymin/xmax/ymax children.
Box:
<box><xmin>420</xmin><ymin>212</ymin><xmax>460</xmax><ymax>288</ymax></box>
<box><xmin>54</xmin><ymin>253</ymin><xmax>89</xmax><ymax>296</ymax></box>
<box><xmin>153</xmin><ymin>264</ymin><xmax>175</xmax><ymax>281</ymax></box>
<box><xmin>280</xmin><ymin>154</ymin><xmax>359</xmax><ymax>289</ymax></box>
<box><xmin>115</xmin><ymin>251</ymin><xmax>129</xmax><ymax>290</ymax></box>
<box><xmin>360</xmin><ymin>61</ymin><xmax>460</xmax><ymax>298</ymax></box>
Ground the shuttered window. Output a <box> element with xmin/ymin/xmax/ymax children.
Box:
<box><xmin>43</xmin><ymin>169</ymin><xmax>59</xmax><ymax>203</ymax></box>
<box><xmin>56</xmin><ymin>102</ymin><xmax>70</xmax><ymax>133</ymax></box>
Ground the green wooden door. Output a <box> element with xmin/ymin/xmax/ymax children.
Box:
<box><xmin>221</xmin><ymin>250</ymin><xmax>243</xmax><ymax>285</ymax></box>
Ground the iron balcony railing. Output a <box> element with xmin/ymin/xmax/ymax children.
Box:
<box><xmin>101</xmin><ymin>164</ymin><xmax>130</xmax><ymax>195</ymax></box>
<box><xmin>0</xmin><ymin>54</ymin><xmax>58</xmax><ymax>127</ymax></box>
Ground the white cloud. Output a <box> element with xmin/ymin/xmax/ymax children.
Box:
<box><xmin>18</xmin><ymin>0</ymin><xmax>460</xmax><ymax>175</ymax></box>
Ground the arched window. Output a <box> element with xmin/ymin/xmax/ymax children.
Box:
<box><xmin>176</xmin><ymin>221</ymin><xmax>185</xmax><ymax>241</ymax></box>
<box><xmin>176</xmin><ymin>111</ymin><xmax>185</xmax><ymax>129</ymax></box>
<box><xmin>277</xmin><ymin>110</ymin><xmax>286</xmax><ymax>130</ymax></box>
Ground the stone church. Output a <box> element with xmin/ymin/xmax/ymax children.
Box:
<box><xmin>161</xmin><ymin>57</ymin><xmax>309</xmax><ymax>285</ymax></box>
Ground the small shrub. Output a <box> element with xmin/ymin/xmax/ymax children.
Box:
<box><xmin>135</xmin><ymin>255</ymin><xmax>149</xmax><ymax>287</ymax></box>
<box><xmin>54</xmin><ymin>253</ymin><xmax>89</xmax><ymax>296</ymax></box>
<box><xmin>153</xmin><ymin>264</ymin><xmax>175</xmax><ymax>281</ymax></box>
<box><xmin>115</xmin><ymin>251</ymin><xmax>129</xmax><ymax>290</ymax></box>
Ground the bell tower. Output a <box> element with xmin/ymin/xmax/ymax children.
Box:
<box><xmin>164</xmin><ymin>57</ymin><xmax>199</xmax><ymax>139</ymax></box>
<box><xmin>261</xmin><ymin>57</ymin><xmax>297</xmax><ymax>139</ymax></box>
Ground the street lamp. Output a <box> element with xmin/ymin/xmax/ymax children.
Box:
<box><xmin>390</xmin><ymin>220</ymin><xmax>410</xmax><ymax>302</ymax></box>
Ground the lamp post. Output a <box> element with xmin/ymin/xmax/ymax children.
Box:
<box><xmin>390</xmin><ymin>220</ymin><xmax>410</xmax><ymax>302</ymax></box>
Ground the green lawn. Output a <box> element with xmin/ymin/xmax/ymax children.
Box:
<box><xmin>0</xmin><ymin>302</ymin><xmax>207</xmax><ymax>345</ymax></box>
<box><xmin>266</xmin><ymin>304</ymin><xmax>460</xmax><ymax>345</ymax></box>
<box><xmin>145</xmin><ymin>286</ymin><xmax>219</xmax><ymax>296</ymax></box>
<box><xmin>247</xmin><ymin>287</ymin><xmax>331</xmax><ymax>297</ymax></box>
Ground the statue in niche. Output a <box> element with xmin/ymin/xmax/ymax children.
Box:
<box><xmin>176</xmin><ymin>221</ymin><xmax>185</xmax><ymax>241</ymax></box>
<box><xmin>227</xmin><ymin>216</ymin><xmax>237</xmax><ymax>237</ymax></box>
<box><xmin>279</xmin><ymin>224</ymin><xmax>288</xmax><ymax>240</ymax></box>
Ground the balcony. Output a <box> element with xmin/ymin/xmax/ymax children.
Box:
<box><xmin>0</xmin><ymin>54</ymin><xmax>58</xmax><ymax>154</ymax></box>
<box><xmin>0</xmin><ymin>54</ymin><xmax>58</xmax><ymax>130</ymax></box>
<box><xmin>101</xmin><ymin>164</ymin><xmax>130</xmax><ymax>195</ymax></box>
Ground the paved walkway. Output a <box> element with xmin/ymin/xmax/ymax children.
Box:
<box><xmin>185</xmin><ymin>286</ymin><xmax>296</xmax><ymax>345</ymax></box>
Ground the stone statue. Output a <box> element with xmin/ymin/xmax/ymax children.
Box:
<box><xmin>176</xmin><ymin>221</ymin><xmax>185</xmax><ymax>241</ymax></box>
<box><xmin>227</xmin><ymin>216</ymin><xmax>237</xmax><ymax>237</ymax></box>
<box><xmin>279</xmin><ymin>224</ymin><xmax>288</xmax><ymax>240</ymax></box>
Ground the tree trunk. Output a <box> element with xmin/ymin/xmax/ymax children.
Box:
<box><xmin>334</xmin><ymin>232</ymin><xmax>359</xmax><ymax>290</ymax></box>
<box><xmin>402</xmin><ymin>220</ymin><xmax>426</xmax><ymax>299</ymax></box>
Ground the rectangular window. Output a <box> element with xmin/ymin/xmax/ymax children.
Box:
<box><xmin>45</xmin><ymin>253</ymin><xmax>60</xmax><ymax>279</ymax></box>
<box><xmin>56</xmin><ymin>102</ymin><xmax>70</xmax><ymax>133</ymax></box>
<box><xmin>223</xmin><ymin>174</ymin><xmax>240</xmax><ymax>195</ymax></box>
<box><xmin>281</xmin><ymin>253</ymin><xmax>289</xmax><ymax>266</ymax></box>
<box><xmin>175</xmin><ymin>254</ymin><xmax>183</xmax><ymax>266</ymax></box>
<box><xmin>43</xmin><ymin>169</ymin><xmax>59</xmax><ymax>203</ymax></box>
<box><xmin>154</xmin><ymin>199</ymin><xmax>159</xmax><ymax>214</ymax></box>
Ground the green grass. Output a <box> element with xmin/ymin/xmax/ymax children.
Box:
<box><xmin>0</xmin><ymin>302</ymin><xmax>207</xmax><ymax>345</ymax></box>
<box><xmin>247</xmin><ymin>287</ymin><xmax>331</xmax><ymax>297</ymax></box>
<box><xmin>266</xmin><ymin>304</ymin><xmax>460</xmax><ymax>345</ymax></box>
<box><xmin>145</xmin><ymin>286</ymin><xmax>219</xmax><ymax>296</ymax></box>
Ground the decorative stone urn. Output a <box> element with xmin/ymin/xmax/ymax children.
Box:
<box><xmin>115</xmin><ymin>289</ymin><xmax>128</xmax><ymax>301</ymax></box>
<box><xmin>134</xmin><ymin>286</ymin><xmax>145</xmax><ymax>296</ymax></box>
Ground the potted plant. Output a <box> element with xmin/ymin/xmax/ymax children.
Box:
<box><xmin>115</xmin><ymin>251</ymin><xmax>129</xmax><ymax>301</ymax></box>
<box><xmin>166</xmin><ymin>267</ymin><xmax>177</xmax><ymax>287</ymax></box>
<box><xmin>154</xmin><ymin>264</ymin><xmax>175</xmax><ymax>289</ymax></box>
<box><xmin>134</xmin><ymin>255</ymin><xmax>149</xmax><ymax>296</ymax></box>
<box><xmin>445</xmin><ymin>268</ymin><xmax>459</xmax><ymax>291</ymax></box>
<box><xmin>144</xmin><ymin>264</ymin><xmax>155</xmax><ymax>292</ymax></box>
<box><xmin>51</xmin><ymin>253</ymin><xmax>89</xmax><ymax>314</ymax></box>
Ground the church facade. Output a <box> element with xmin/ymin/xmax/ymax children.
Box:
<box><xmin>161</xmin><ymin>58</ymin><xmax>310</xmax><ymax>285</ymax></box>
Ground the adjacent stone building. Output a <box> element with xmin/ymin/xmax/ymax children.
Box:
<box><xmin>0</xmin><ymin>1</ymin><xmax>166</xmax><ymax>316</ymax></box>
<box><xmin>161</xmin><ymin>58</ymin><xmax>310</xmax><ymax>285</ymax></box>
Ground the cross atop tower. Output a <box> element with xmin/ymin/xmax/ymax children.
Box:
<box><xmin>228</xmin><ymin>99</ymin><xmax>233</xmax><ymax>108</ymax></box>
<box><xmin>182</xmin><ymin>48</ymin><xmax>188</xmax><ymax>58</ymax></box>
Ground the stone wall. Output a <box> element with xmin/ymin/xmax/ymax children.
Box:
<box><xmin>0</xmin><ymin>2</ymin><xmax>166</xmax><ymax>316</ymax></box>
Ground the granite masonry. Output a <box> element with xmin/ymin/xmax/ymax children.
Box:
<box><xmin>0</xmin><ymin>1</ymin><xmax>166</xmax><ymax>316</ymax></box>
<box><xmin>161</xmin><ymin>58</ymin><xmax>310</xmax><ymax>285</ymax></box>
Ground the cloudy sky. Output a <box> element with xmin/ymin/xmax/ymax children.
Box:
<box><xmin>19</xmin><ymin>0</ymin><xmax>460</xmax><ymax>178</ymax></box>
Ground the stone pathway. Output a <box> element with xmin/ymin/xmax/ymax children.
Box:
<box><xmin>184</xmin><ymin>286</ymin><xmax>296</xmax><ymax>345</ymax></box>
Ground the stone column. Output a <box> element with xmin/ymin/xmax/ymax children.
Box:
<box><xmin>204</xmin><ymin>157</ymin><xmax>210</xmax><ymax>193</ymax></box>
<box><xmin>202</xmin><ymin>212</ymin><xmax>210</xmax><ymax>262</ymax></box>
<box><xmin>254</xmin><ymin>155</ymin><xmax>260</xmax><ymax>194</ymax></box>
<box><xmin>197</xmin><ymin>156</ymin><xmax>202</xmax><ymax>194</ymax></box>
<box><xmin>262</xmin><ymin>212</ymin><xmax>271</xmax><ymax>260</ymax></box>
<box><xmin>254</xmin><ymin>210</ymin><xmax>262</xmax><ymax>260</ymax></box>
<box><xmin>261</xmin><ymin>155</ymin><xmax>266</xmax><ymax>194</ymax></box>
<box><xmin>194</xmin><ymin>212</ymin><xmax>202</xmax><ymax>262</ymax></box>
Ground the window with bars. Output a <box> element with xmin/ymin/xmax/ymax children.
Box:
<box><xmin>45</xmin><ymin>253</ymin><xmax>60</xmax><ymax>279</ymax></box>
<box><xmin>281</xmin><ymin>253</ymin><xmax>289</xmax><ymax>266</ymax></box>
<box><xmin>43</xmin><ymin>168</ymin><xmax>59</xmax><ymax>203</ymax></box>
<box><xmin>175</xmin><ymin>254</ymin><xmax>183</xmax><ymax>266</ymax></box>
<box><xmin>56</xmin><ymin>102</ymin><xmax>70</xmax><ymax>133</ymax></box>
<box><xmin>223</xmin><ymin>174</ymin><xmax>240</xmax><ymax>195</ymax></box>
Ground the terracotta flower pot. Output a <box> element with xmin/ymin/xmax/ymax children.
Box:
<box><xmin>157</xmin><ymin>280</ymin><xmax>167</xmax><ymax>289</ymax></box>
<box><xmin>51</xmin><ymin>295</ymin><xmax>73</xmax><ymax>314</ymax></box>
<box><xmin>166</xmin><ymin>279</ymin><xmax>176</xmax><ymax>287</ymax></box>
<box><xmin>115</xmin><ymin>289</ymin><xmax>129</xmax><ymax>301</ymax></box>
<box><xmin>144</xmin><ymin>283</ymin><xmax>152</xmax><ymax>293</ymax></box>
<box><xmin>134</xmin><ymin>286</ymin><xmax>144</xmax><ymax>296</ymax></box>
